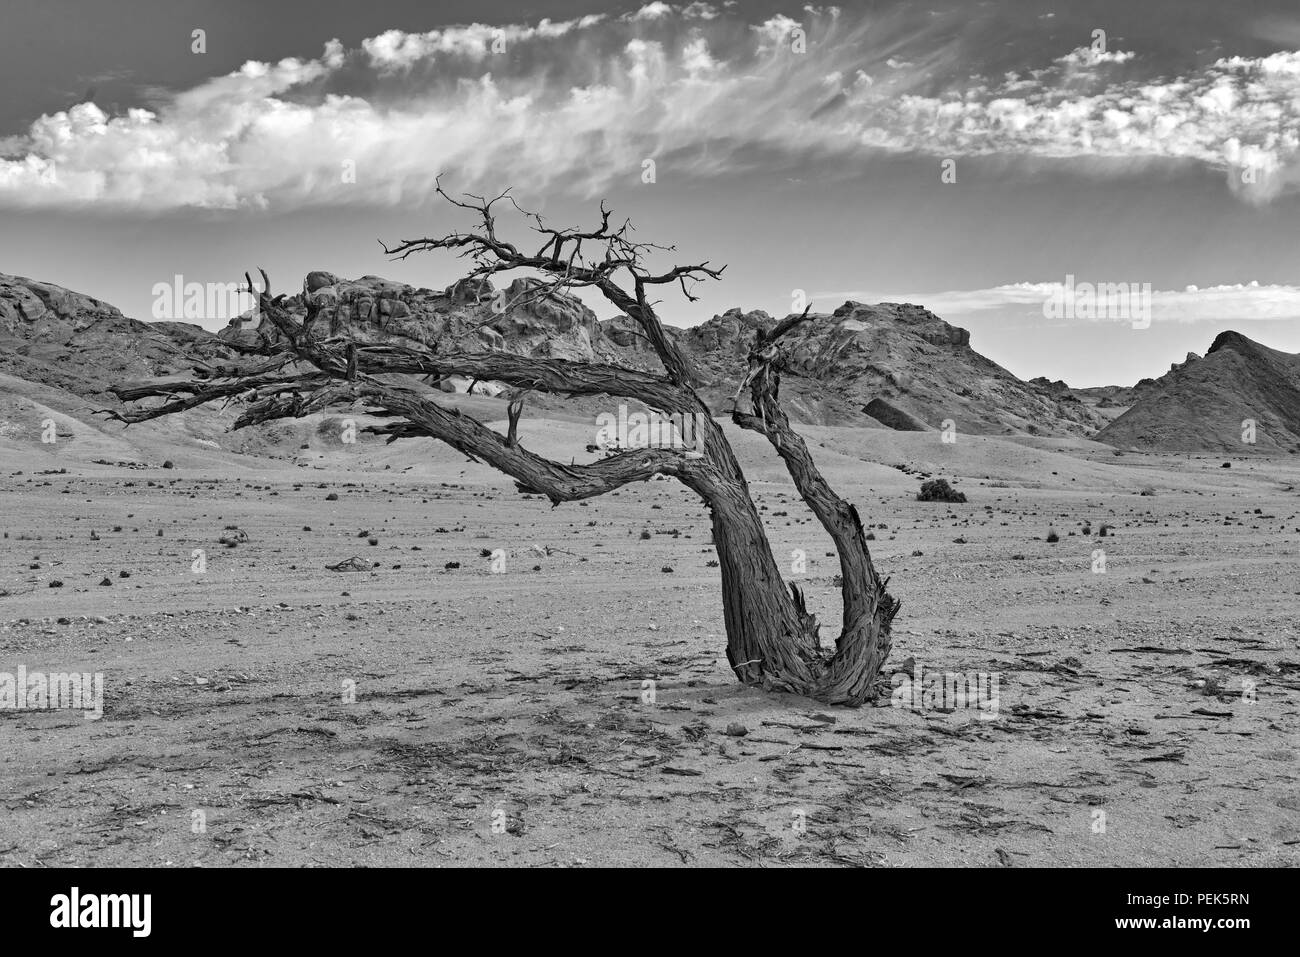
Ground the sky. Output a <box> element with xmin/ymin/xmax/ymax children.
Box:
<box><xmin>2</xmin><ymin>0</ymin><xmax>1299</xmax><ymax>387</ymax></box>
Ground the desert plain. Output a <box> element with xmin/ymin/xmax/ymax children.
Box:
<box><xmin>2</xmin><ymin>392</ymin><xmax>1297</xmax><ymax>867</ymax></box>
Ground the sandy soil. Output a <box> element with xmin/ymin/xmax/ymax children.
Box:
<box><xmin>2</xmin><ymin>421</ymin><xmax>1298</xmax><ymax>867</ymax></box>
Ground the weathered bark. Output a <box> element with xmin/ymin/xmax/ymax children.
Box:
<box><xmin>694</xmin><ymin>444</ymin><xmax>897</xmax><ymax>704</ymax></box>
<box><xmin>697</xmin><ymin>478</ymin><xmax>819</xmax><ymax>689</ymax></box>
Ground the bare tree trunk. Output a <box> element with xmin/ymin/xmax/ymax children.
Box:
<box><xmin>721</xmin><ymin>313</ymin><xmax>901</xmax><ymax>705</ymax></box>
<box><xmin>697</xmin><ymin>478</ymin><xmax>818</xmax><ymax>688</ymax></box>
<box><xmin>679</xmin><ymin>409</ymin><xmax>896</xmax><ymax>705</ymax></box>
<box><xmin>691</xmin><ymin>470</ymin><xmax>896</xmax><ymax>705</ymax></box>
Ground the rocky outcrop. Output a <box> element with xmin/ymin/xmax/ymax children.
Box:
<box><xmin>863</xmin><ymin>397</ymin><xmax>932</xmax><ymax>431</ymax></box>
<box><xmin>0</xmin><ymin>273</ymin><xmax>222</xmax><ymax>398</ymax></box>
<box><xmin>1029</xmin><ymin>377</ymin><xmax>1071</xmax><ymax>397</ymax></box>
<box><xmin>667</xmin><ymin>301</ymin><xmax>1107</xmax><ymax>435</ymax></box>
<box><xmin>221</xmin><ymin>274</ymin><xmax>622</xmax><ymax>367</ymax></box>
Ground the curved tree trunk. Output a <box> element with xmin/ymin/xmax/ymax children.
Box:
<box><xmin>714</xmin><ymin>313</ymin><xmax>901</xmax><ymax>705</ymax></box>
<box><xmin>682</xmin><ymin>406</ymin><xmax>898</xmax><ymax>706</ymax></box>
<box><xmin>693</xmin><ymin>471</ymin><xmax>897</xmax><ymax>705</ymax></box>
<box><xmin>697</xmin><ymin>478</ymin><xmax>818</xmax><ymax>688</ymax></box>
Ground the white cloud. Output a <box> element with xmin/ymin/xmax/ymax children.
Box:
<box><xmin>816</xmin><ymin>281</ymin><xmax>1300</xmax><ymax>324</ymax></box>
<box><xmin>630</xmin><ymin>2</ymin><xmax>675</xmax><ymax>21</ymax></box>
<box><xmin>1055</xmin><ymin>46</ymin><xmax>1136</xmax><ymax>69</ymax></box>
<box><xmin>2</xmin><ymin>9</ymin><xmax>1300</xmax><ymax>211</ymax></box>
<box><xmin>362</xmin><ymin>18</ymin><xmax>598</xmax><ymax>70</ymax></box>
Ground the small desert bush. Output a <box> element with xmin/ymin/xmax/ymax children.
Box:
<box><xmin>917</xmin><ymin>478</ymin><xmax>966</xmax><ymax>503</ymax></box>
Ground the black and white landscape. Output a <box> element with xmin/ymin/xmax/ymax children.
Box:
<box><xmin>1</xmin><ymin>0</ymin><xmax>1298</xmax><ymax>874</ymax></box>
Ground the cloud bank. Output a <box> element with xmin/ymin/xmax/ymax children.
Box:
<box><xmin>3</xmin><ymin>3</ymin><xmax>1300</xmax><ymax>211</ymax></box>
<box><xmin>816</xmin><ymin>281</ymin><xmax>1300</xmax><ymax>325</ymax></box>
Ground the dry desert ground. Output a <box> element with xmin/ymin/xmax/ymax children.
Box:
<box><xmin>2</xmin><ymin>406</ymin><xmax>1298</xmax><ymax>867</ymax></box>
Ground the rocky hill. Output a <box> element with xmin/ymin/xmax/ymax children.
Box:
<box><xmin>2</xmin><ymin>269</ymin><xmax>1106</xmax><ymax>440</ymax></box>
<box><xmin>1097</xmin><ymin>331</ymin><xmax>1300</xmax><ymax>453</ymax></box>
<box><xmin>219</xmin><ymin>272</ymin><xmax>634</xmax><ymax>399</ymax></box>
<box><xmin>0</xmin><ymin>273</ymin><xmax>222</xmax><ymax>399</ymax></box>
<box><xmin>221</xmin><ymin>279</ymin><xmax>1105</xmax><ymax>436</ymax></box>
<box><xmin>668</xmin><ymin>302</ymin><xmax>1106</xmax><ymax>435</ymax></box>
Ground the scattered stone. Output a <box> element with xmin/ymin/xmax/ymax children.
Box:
<box><xmin>327</xmin><ymin>556</ymin><xmax>371</xmax><ymax>572</ymax></box>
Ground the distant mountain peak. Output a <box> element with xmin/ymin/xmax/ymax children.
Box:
<box><xmin>1099</xmin><ymin>330</ymin><xmax>1300</xmax><ymax>453</ymax></box>
<box><xmin>1206</xmin><ymin>329</ymin><xmax>1255</xmax><ymax>356</ymax></box>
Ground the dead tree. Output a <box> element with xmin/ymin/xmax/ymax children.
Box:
<box><xmin>103</xmin><ymin>184</ymin><xmax>898</xmax><ymax>705</ymax></box>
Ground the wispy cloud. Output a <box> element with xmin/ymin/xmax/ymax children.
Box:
<box><xmin>814</xmin><ymin>281</ymin><xmax>1300</xmax><ymax>324</ymax></box>
<box><xmin>2</xmin><ymin>3</ymin><xmax>1299</xmax><ymax>211</ymax></box>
